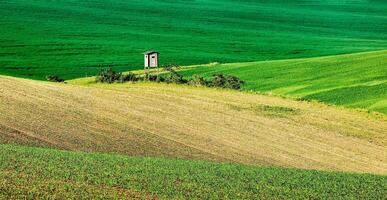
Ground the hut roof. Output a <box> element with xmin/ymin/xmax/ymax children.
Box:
<box><xmin>143</xmin><ymin>51</ymin><xmax>159</xmax><ymax>55</ymax></box>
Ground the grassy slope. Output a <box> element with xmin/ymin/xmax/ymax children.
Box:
<box><xmin>0</xmin><ymin>0</ymin><xmax>386</xmax><ymax>79</ymax></box>
<box><xmin>179</xmin><ymin>50</ymin><xmax>387</xmax><ymax>113</ymax></box>
<box><xmin>1</xmin><ymin>144</ymin><xmax>386</xmax><ymax>199</ymax></box>
<box><xmin>1</xmin><ymin>76</ymin><xmax>386</xmax><ymax>174</ymax></box>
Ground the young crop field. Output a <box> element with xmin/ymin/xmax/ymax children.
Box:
<box><xmin>0</xmin><ymin>0</ymin><xmax>386</xmax><ymax>79</ymax></box>
<box><xmin>1</xmin><ymin>75</ymin><xmax>386</xmax><ymax>175</ymax></box>
<box><xmin>179</xmin><ymin>50</ymin><xmax>387</xmax><ymax>114</ymax></box>
<box><xmin>0</xmin><ymin>144</ymin><xmax>386</xmax><ymax>199</ymax></box>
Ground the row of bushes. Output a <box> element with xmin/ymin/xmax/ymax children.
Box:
<box><xmin>95</xmin><ymin>68</ymin><xmax>138</xmax><ymax>83</ymax></box>
<box><xmin>96</xmin><ymin>67</ymin><xmax>245</xmax><ymax>90</ymax></box>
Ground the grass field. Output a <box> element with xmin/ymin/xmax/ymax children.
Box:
<box><xmin>0</xmin><ymin>0</ymin><xmax>386</xmax><ymax>79</ymax></box>
<box><xmin>1</xmin><ymin>75</ymin><xmax>386</xmax><ymax>175</ymax></box>
<box><xmin>179</xmin><ymin>50</ymin><xmax>387</xmax><ymax>114</ymax></box>
<box><xmin>1</xmin><ymin>144</ymin><xmax>386</xmax><ymax>199</ymax></box>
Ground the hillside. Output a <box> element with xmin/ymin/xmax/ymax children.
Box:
<box><xmin>179</xmin><ymin>50</ymin><xmax>387</xmax><ymax>114</ymax></box>
<box><xmin>0</xmin><ymin>75</ymin><xmax>386</xmax><ymax>174</ymax></box>
<box><xmin>1</xmin><ymin>144</ymin><xmax>386</xmax><ymax>199</ymax></box>
<box><xmin>0</xmin><ymin>0</ymin><xmax>386</xmax><ymax>79</ymax></box>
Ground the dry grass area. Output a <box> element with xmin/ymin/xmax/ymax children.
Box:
<box><xmin>0</xmin><ymin>75</ymin><xmax>386</xmax><ymax>174</ymax></box>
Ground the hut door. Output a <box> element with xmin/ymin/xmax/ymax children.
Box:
<box><xmin>150</xmin><ymin>55</ymin><xmax>157</xmax><ymax>67</ymax></box>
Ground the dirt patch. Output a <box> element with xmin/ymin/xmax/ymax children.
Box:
<box><xmin>229</xmin><ymin>104</ymin><xmax>301</xmax><ymax>117</ymax></box>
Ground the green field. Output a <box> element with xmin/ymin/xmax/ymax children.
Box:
<box><xmin>1</xmin><ymin>144</ymin><xmax>386</xmax><ymax>199</ymax></box>
<box><xmin>0</xmin><ymin>0</ymin><xmax>386</xmax><ymax>80</ymax></box>
<box><xmin>179</xmin><ymin>50</ymin><xmax>387</xmax><ymax>113</ymax></box>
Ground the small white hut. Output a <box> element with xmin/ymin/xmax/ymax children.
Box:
<box><xmin>144</xmin><ymin>51</ymin><xmax>159</xmax><ymax>68</ymax></box>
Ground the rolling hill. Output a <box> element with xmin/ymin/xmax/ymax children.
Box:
<box><xmin>1</xmin><ymin>144</ymin><xmax>386</xmax><ymax>199</ymax></box>
<box><xmin>179</xmin><ymin>50</ymin><xmax>387</xmax><ymax>114</ymax></box>
<box><xmin>0</xmin><ymin>75</ymin><xmax>386</xmax><ymax>175</ymax></box>
<box><xmin>1</xmin><ymin>0</ymin><xmax>386</xmax><ymax>198</ymax></box>
<box><xmin>0</xmin><ymin>0</ymin><xmax>386</xmax><ymax>79</ymax></box>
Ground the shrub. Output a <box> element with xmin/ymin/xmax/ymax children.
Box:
<box><xmin>46</xmin><ymin>75</ymin><xmax>64</xmax><ymax>82</ymax></box>
<box><xmin>144</xmin><ymin>73</ymin><xmax>165</xmax><ymax>82</ymax></box>
<box><xmin>93</xmin><ymin>66</ymin><xmax>244</xmax><ymax>91</ymax></box>
<box><xmin>146</xmin><ymin>74</ymin><xmax>158</xmax><ymax>82</ymax></box>
<box><xmin>211</xmin><ymin>73</ymin><xmax>244</xmax><ymax>90</ymax></box>
<box><xmin>164</xmin><ymin>68</ymin><xmax>187</xmax><ymax>84</ymax></box>
<box><xmin>96</xmin><ymin>67</ymin><xmax>122</xmax><ymax>83</ymax></box>
<box><xmin>223</xmin><ymin>74</ymin><xmax>245</xmax><ymax>90</ymax></box>
<box><xmin>211</xmin><ymin>73</ymin><xmax>227</xmax><ymax>88</ymax></box>
<box><xmin>156</xmin><ymin>75</ymin><xmax>165</xmax><ymax>83</ymax></box>
<box><xmin>188</xmin><ymin>75</ymin><xmax>208</xmax><ymax>87</ymax></box>
<box><xmin>119</xmin><ymin>72</ymin><xmax>138</xmax><ymax>82</ymax></box>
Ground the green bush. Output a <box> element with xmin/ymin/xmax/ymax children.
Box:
<box><xmin>211</xmin><ymin>73</ymin><xmax>244</xmax><ymax>90</ymax></box>
<box><xmin>93</xmin><ymin>67</ymin><xmax>244</xmax><ymax>90</ymax></box>
<box><xmin>156</xmin><ymin>75</ymin><xmax>165</xmax><ymax>83</ymax></box>
<box><xmin>211</xmin><ymin>73</ymin><xmax>226</xmax><ymax>88</ymax></box>
<box><xmin>95</xmin><ymin>67</ymin><xmax>122</xmax><ymax>83</ymax></box>
<box><xmin>223</xmin><ymin>74</ymin><xmax>245</xmax><ymax>90</ymax></box>
<box><xmin>188</xmin><ymin>75</ymin><xmax>208</xmax><ymax>87</ymax></box>
<box><xmin>46</xmin><ymin>75</ymin><xmax>64</xmax><ymax>82</ymax></box>
<box><xmin>164</xmin><ymin>68</ymin><xmax>187</xmax><ymax>84</ymax></box>
<box><xmin>119</xmin><ymin>72</ymin><xmax>138</xmax><ymax>82</ymax></box>
<box><xmin>144</xmin><ymin>73</ymin><xmax>158</xmax><ymax>82</ymax></box>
